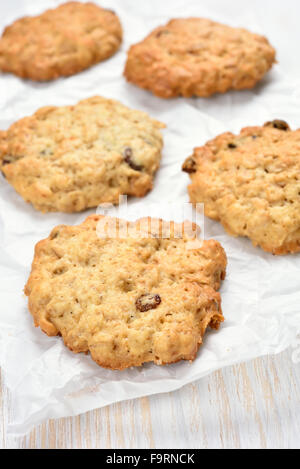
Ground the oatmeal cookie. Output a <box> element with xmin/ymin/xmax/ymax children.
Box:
<box><xmin>124</xmin><ymin>18</ymin><xmax>276</xmax><ymax>98</ymax></box>
<box><xmin>25</xmin><ymin>215</ymin><xmax>227</xmax><ymax>370</ymax></box>
<box><xmin>183</xmin><ymin>120</ymin><xmax>300</xmax><ymax>255</ymax></box>
<box><xmin>0</xmin><ymin>96</ymin><xmax>165</xmax><ymax>212</ymax></box>
<box><xmin>0</xmin><ymin>2</ymin><xmax>122</xmax><ymax>81</ymax></box>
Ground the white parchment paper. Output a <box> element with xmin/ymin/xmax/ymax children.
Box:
<box><xmin>0</xmin><ymin>0</ymin><xmax>300</xmax><ymax>435</ymax></box>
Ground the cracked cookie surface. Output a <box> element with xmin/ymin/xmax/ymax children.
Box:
<box><xmin>25</xmin><ymin>215</ymin><xmax>227</xmax><ymax>370</ymax></box>
<box><xmin>183</xmin><ymin>120</ymin><xmax>300</xmax><ymax>255</ymax></box>
<box><xmin>124</xmin><ymin>18</ymin><xmax>276</xmax><ymax>98</ymax></box>
<box><xmin>0</xmin><ymin>1</ymin><xmax>122</xmax><ymax>81</ymax></box>
<box><xmin>0</xmin><ymin>96</ymin><xmax>165</xmax><ymax>212</ymax></box>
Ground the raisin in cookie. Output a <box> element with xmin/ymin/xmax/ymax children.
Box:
<box><xmin>0</xmin><ymin>96</ymin><xmax>165</xmax><ymax>213</ymax></box>
<box><xmin>25</xmin><ymin>215</ymin><xmax>227</xmax><ymax>370</ymax></box>
<box><xmin>183</xmin><ymin>120</ymin><xmax>300</xmax><ymax>255</ymax></box>
<box><xmin>0</xmin><ymin>2</ymin><xmax>122</xmax><ymax>81</ymax></box>
<box><xmin>124</xmin><ymin>18</ymin><xmax>276</xmax><ymax>98</ymax></box>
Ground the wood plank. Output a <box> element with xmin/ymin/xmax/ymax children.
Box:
<box><xmin>1</xmin><ymin>351</ymin><xmax>299</xmax><ymax>449</ymax></box>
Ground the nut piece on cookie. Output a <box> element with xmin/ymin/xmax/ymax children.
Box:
<box><xmin>0</xmin><ymin>2</ymin><xmax>122</xmax><ymax>81</ymax></box>
<box><xmin>0</xmin><ymin>96</ymin><xmax>165</xmax><ymax>213</ymax></box>
<box><xmin>24</xmin><ymin>215</ymin><xmax>227</xmax><ymax>370</ymax></box>
<box><xmin>124</xmin><ymin>18</ymin><xmax>276</xmax><ymax>98</ymax></box>
<box><xmin>183</xmin><ymin>120</ymin><xmax>300</xmax><ymax>255</ymax></box>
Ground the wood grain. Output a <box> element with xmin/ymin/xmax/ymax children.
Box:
<box><xmin>1</xmin><ymin>350</ymin><xmax>299</xmax><ymax>449</ymax></box>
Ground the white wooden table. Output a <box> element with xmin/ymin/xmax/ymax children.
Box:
<box><xmin>1</xmin><ymin>350</ymin><xmax>299</xmax><ymax>449</ymax></box>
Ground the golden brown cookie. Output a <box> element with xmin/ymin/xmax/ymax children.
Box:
<box><xmin>0</xmin><ymin>2</ymin><xmax>122</xmax><ymax>81</ymax></box>
<box><xmin>183</xmin><ymin>120</ymin><xmax>300</xmax><ymax>255</ymax></box>
<box><xmin>124</xmin><ymin>18</ymin><xmax>276</xmax><ymax>98</ymax></box>
<box><xmin>25</xmin><ymin>215</ymin><xmax>227</xmax><ymax>370</ymax></box>
<box><xmin>0</xmin><ymin>96</ymin><xmax>165</xmax><ymax>213</ymax></box>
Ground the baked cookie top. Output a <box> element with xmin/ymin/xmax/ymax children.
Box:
<box><xmin>124</xmin><ymin>18</ymin><xmax>276</xmax><ymax>98</ymax></box>
<box><xmin>183</xmin><ymin>120</ymin><xmax>300</xmax><ymax>255</ymax></box>
<box><xmin>0</xmin><ymin>96</ymin><xmax>165</xmax><ymax>213</ymax></box>
<box><xmin>25</xmin><ymin>215</ymin><xmax>227</xmax><ymax>370</ymax></box>
<box><xmin>0</xmin><ymin>1</ymin><xmax>122</xmax><ymax>81</ymax></box>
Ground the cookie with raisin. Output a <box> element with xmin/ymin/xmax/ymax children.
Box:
<box><xmin>25</xmin><ymin>215</ymin><xmax>227</xmax><ymax>370</ymax></box>
<box><xmin>124</xmin><ymin>18</ymin><xmax>276</xmax><ymax>98</ymax></box>
<box><xmin>183</xmin><ymin>120</ymin><xmax>300</xmax><ymax>255</ymax></box>
<box><xmin>0</xmin><ymin>2</ymin><xmax>122</xmax><ymax>81</ymax></box>
<box><xmin>0</xmin><ymin>96</ymin><xmax>165</xmax><ymax>212</ymax></box>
